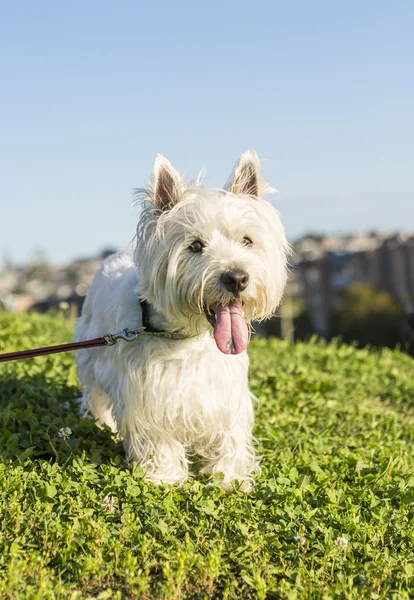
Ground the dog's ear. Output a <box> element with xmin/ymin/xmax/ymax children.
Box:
<box><xmin>150</xmin><ymin>155</ymin><xmax>184</xmax><ymax>211</ymax></box>
<box><xmin>224</xmin><ymin>150</ymin><xmax>272</xmax><ymax>198</ymax></box>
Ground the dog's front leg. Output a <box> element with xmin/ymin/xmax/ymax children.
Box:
<box><xmin>199</xmin><ymin>424</ymin><xmax>259</xmax><ymax>493</ymax></box>
<box><xmin>124</xmin><ymin>432</ymin><xmax>189</xmax><ymax>486</ymax></box>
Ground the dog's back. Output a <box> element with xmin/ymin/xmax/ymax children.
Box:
<box><xmin>75</xmin><ymin>249</ymin><xmax>141</xmax><ymax>392</ymax></box>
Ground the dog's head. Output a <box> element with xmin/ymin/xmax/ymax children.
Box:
<box><xmin>134</xmin><ymin>151</ymin><xmax>290</xmax><ymax>354</ymax></box>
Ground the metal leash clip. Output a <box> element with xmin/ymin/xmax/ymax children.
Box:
<box><xmin>104</xmin><ymin>327</ymin><xmax>146</xmax><ymax>346</ymax></box>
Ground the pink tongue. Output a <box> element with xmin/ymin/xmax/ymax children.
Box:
<box><xmin>213</xmin><ymin>300</ymin><xmax>249</xmax><ymax>355</ymax></box>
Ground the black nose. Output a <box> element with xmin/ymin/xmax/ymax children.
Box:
<box><xmin>221</xmin><ymin>269</ymin><xmax>249</xmax><ymax>294</ymax></box>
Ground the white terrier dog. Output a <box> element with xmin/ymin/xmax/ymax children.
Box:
<box><xmin>75</xmin><ymin>150</ymin><xmax>289</xmax><ymax>491</ymax></box>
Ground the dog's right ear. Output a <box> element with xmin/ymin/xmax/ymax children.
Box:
<box><xmin>224</xmin><ymin>150</ymin><xmax>274</xmax><ymax>198</ymax></box>
<box><xmin>150</xmin><ymin>155</ymin><xmax>184</xmax><ymax>212</ymax></box>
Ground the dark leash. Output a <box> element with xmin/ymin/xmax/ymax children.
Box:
<box><xmin>0</xmin><ymin>327</ymin><xmax>146</xmax><ymax>364</ymax></box>
<box><xmin>0</xmin><ymin>300</ymin><xmax>193</xmax><ymax>364</ymax></box>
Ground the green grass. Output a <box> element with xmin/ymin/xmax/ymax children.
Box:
<box><xmin>0</xmin><ymin>310</ymin><xmax>413</xmax><ymax>599</ymax></box>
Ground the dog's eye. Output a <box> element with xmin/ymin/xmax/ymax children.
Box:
<box><xmin>242</xmin><ymin>236</ymin><xmax>253</xmax><ymax>247</ymax></box>
<box><xmin>189</xmin><ymin>240</ymin><xmax>204</xmax><ymax>253</ymax></box>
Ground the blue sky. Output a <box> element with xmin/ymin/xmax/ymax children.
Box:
<box><xmin>0</xmin><ymin>0</ymin><xmax>413</xmax><ymax>265</ymax></box>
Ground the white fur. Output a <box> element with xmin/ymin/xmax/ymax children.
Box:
<box><xmin>75</xmin><ymin>151</ymin><xmax>289</xmax><ymax>491</ymax></box>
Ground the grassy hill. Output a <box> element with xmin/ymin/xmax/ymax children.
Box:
<box><xmin>0</xmin><ymin>310</ymin><xmax>413</xmax><ymax>599</ymax></box>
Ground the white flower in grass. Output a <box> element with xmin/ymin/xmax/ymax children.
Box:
<box><xmin>335</xmin><ymin>536</ymin><xmax>349</xmax><ymax>550</ymax></box>
<box><xmin>102</xmin><ymin>495</ymin><xmax>116</xmax><ymax>513</ymax></box>
<box><xmin>57</xmin><ymin>426</ymin><xmax>72</xmax><ymax>440</ymax></box>
<box><xmin>294</xmin><ymin>535</ymin><xmax>306</xmax><ymax>546</ymax></box>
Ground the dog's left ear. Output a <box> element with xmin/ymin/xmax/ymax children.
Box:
<box><xmin>150</xmin><ymin>154</ymin><xmax>184</xmax><ymax>211</ymax></box>
<box><xmin>224</xmin><ymin>149</ymin><xmax>272</xmax><ymax>198</ymax></box>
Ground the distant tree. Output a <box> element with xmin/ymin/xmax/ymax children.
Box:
<box><xmin>293</xmin><ymin>309</ymin><xmax>314</xmax><ymax>341</ymax></box>
<box><xmin>329</xmin><ymin>283</ymin><xmax>403</xmax><ymax>349</ymax></box>
<box><xmin>294</xmin><ymin>232</ymin><xmax>325</xmax><ymax>243</ymax></box>
<box><xmin>31</xmin><ymin>248</ymin><xmax>50</xmax><ymax>266</ymax></box>
<box><xmin>25</xmin><ymin>247</ymin><xmax>53</xmax><ymax>281</ymax></box>
<box><xmin>401</xmin><ymin>313</ymin><xmax>414</xmax><ymax>357</ymax></box>
<box><xmin>100</xmin><ymin>247</ymin><xmax>117</xmax><ymax>259</ymax></box>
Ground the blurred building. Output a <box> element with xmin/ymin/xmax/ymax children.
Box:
<box><xmin>0</xmin><ymin>248</ymin><xmax>116</xmax><ymax>317</ymax></box>
<box><xmin>293</xmin><ymin>232</ymin><xmax>414</xmax><ymax>335</ymax></box>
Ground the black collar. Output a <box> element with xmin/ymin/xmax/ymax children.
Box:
<box><xmin>139</xmin><ymin>299</ymin><xmax>196</xmax><ymax>340</ymax></box>
<box><xmin>140</xmin><ymin>299</ymin><xmax>164</xmax><ymax>334</ymax></box>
